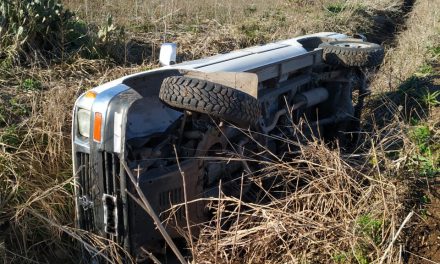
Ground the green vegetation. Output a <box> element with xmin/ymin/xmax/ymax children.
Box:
<box><xmin>332</xmin><ymin>252</ymin><xmax>348</xmax><ymax>263</ymax></box>
<box><xmin>0</xmin><ymin>0</ymin><xmax>71</xmax><ymax>63</ymax></box>
<box><xmin>394</xmin><ymin>44</ymin><xmax>440</xmax><ymax>178</ymax></box>
<box><xmin>325</xmin><ymin>2</ymin><xmax>346</xmax><ymax>15</ymax></box>
<box><xmin>357</xmin><ymin>214</ymin><xmax>383</xmax><ymax>245</ymax></box>
<box><xmin>0</xmin><ymin>102</ymin><xmax>8</xmax><ymax>121</ymax></box>
<box><xmin>354</xmin><ymin>249</ymin><xmax>370</xmax><ymax>264</ymax></box>
<box><xmin>0</xmin><ymin>0</ymin><xmax>125</xmax><ymax>65</ymax></box>
<box><xmin>396</xmin><ymin>70</ymin><xmax>438</xmax><ymax>115</ymax></box>
<box><xmin>21</xmin><ymin>78</ymin><xmax>42</xmax><ymax>92</ymax></box>
<box><xmin>97</xmin><ymin>15</ymin><xmax>119</xmax><ymax>44</ymax></box>
<box><xmin>239</xmin><ymin>20</ymin><xmax>265</xmax><ymax>42</ymax></box>
<box><xmin>411</xmin><ymin>125</ymin><xmax>431</xmax><ymax>152</ymax></box>
<box><xmin>416</xmin><ymin>64</ymin><xmax>434</xmax><ymax>77</ymax></box>
<box><xmin>421</xmin><ymin>194</ymin><xmax>431</xmax><ymax>204</ymax></box>
<box><xmin>409</xmin><ymin>125</ymin><xmax>439</xmax><ymax>177</ymax></box>
<box><xmin>9</xmin><ymin>98</ymin><xmax>29</xmax><ymax>116</ymax></box>
<box><xmin>421</xmin><ymin>89</ymin><xmax>440</xmax><ymax>108</ymax></box>
<box><xmin>428</xmin><ymin>45</ymin><xmax>440</xmax><ymax>58</ymax></box>
<box><xmin>0</xmin><ymin>125</ymin><xmax>21</xmax><ymax>147</ymax></box>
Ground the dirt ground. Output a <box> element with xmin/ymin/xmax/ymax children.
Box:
<box><xmin>407</xmin><ymin>181</ymin><xmax>440</xmax><ymax>263</ymax></box>
<box><xmin>406</xmin><ymin>64</ymin><xmax>440</xmax><ymax>263</ymax></box>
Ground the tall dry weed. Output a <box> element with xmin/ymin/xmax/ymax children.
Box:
<box><xmin>370</xmin><ymin>0</ymin><xmax>440</xmax><ymax>93</ymax></box>
<box><xmin>186</xmin><ymin>114</ymin><xmax>415</xmax><ymax>263</ymax></box>
<box><xmin>0</xmin><ymin>87</ymin><xmax>76</xmax><ymax>262</ymax></box>
<box><xmin>63</xmin><ymin>0</ymin><xmax>406</xmax><ymax>63</ymax></box>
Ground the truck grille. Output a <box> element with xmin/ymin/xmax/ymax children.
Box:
<box><xmin>102</xmin><ymin>152</ymin><xmax>127</xmax><ymax>246</ymax></box>
<box><xmin>77</xmin><ymin>152</ymin><xmax>94</xmax><ymax>231</ymax></box>
<box><xmin>76</xmin><ymin>151</ymin><xmax>128</xmax><ymax>248</ymax></box>
<box><xmin>103</xmin><ymin>152</ymin><xmax>120</xmax><ymax>197</ymax></box>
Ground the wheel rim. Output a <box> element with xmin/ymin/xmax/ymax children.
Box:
<box><xmin>333</xmin><ymin>42</ymin><xmax>371</xmax><ymax>49</ymax></box>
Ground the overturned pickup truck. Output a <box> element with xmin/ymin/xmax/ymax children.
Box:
<box><xmin>72</xmin><ymin>32</ymin><xmax>383</xmax><ymax>261</ymax></box>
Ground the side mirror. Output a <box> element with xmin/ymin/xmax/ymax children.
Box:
<box><xmin>159</xmin><ymin>43</ymin><xmax>177</xmax><ymax>66</ymax></box>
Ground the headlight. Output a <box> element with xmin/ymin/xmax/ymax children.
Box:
<box><xmin>77</xmin><ymin>108</ymin><xmax>91</xmax><ymax>138</ymax></box>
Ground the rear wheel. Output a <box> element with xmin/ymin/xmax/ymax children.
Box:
<box><xmin>159</xmin><ymin>76</ymin><xmax>260</xmax><ymax>128</ymax></box>
<box><xmin>319</xmin><ymin>40</ymin><xmax>384</xmax><ymax>67</ymax></box>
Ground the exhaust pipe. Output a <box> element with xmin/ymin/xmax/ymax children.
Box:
<box><xmin>294</xmin><ymin>87</ymin><xmax>329</xmax><ymax>107</ymax></box>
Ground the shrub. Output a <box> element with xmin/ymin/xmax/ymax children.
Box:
<box><xmin>0</xmin><ymin>0</ymin><xmax>123</xmax><ymax>65</ymax></box>
<box><xmin>21</xmin><ymin>78</ymin><xmax>42</xmax><ymax>92</ymax></box>
<box><xmin>357</xmin><ymin>214</ymin><xmax>383</xmax><ymax>245</ymax></box>
<box><xmin>409</xmin><ymin>125</ymin><xmax>439</xmax><ymax>176</ymax></box>
<box><xmin>0</xmin><ymin>0</ymin><xmax>72</xmax><ymax>63</ymax></box>
<box><xmin>0</xmin><ymin>125</ymin><xmax>21</xmax><ymax>147</ymax></box>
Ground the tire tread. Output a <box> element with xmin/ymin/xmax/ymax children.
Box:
<box><xmin>159</xmin><ymin>76</ymin><xmax>260</xmax><ymax>127</ymax></box>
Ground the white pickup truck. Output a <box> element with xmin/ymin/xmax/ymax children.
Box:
<box><xmin>72</xmin><ymin>32</ymin><xmax>383</xmax><ymax>262</ymax></box>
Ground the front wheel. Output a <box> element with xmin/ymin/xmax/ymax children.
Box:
<box><xmin>319</xmin><ymin>40</ymin><xmax>384</xmax><ymax>67</ymax></box>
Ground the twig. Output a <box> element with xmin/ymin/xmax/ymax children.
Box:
<box><xmin>153</xmin><ymin>8</ymin><xmax>182</xmax><ymax>23</ymax></box>
<box><xmin>28</xmin><ymin>210</ymin><xmax>118</xmax><ymax>263</ymax></box>
<box><xmin>379</xmin><ymin>211</ymin><xmax>414</xmax><ymax>264</ymax></box>
<box><xmin>232</xmin><ymin>172</ymin><xmax>244</xmax><ymax>257</ymax></box>
<box><xmin>141</xmin><ymin>247</ymin><xmax>162</xmax><ymax>264</ymax></box>
<box><xmin>173</xmin><ymin>145</ymin><xmax>195</xmax><ymax>259</ymax></box>
<box><xmin>215</xmin><ymin>180</ymin><xmax>222</xmax><ymax>264</ymax></box>
<box><xmin>121</xmin><ymin>160</ymin><xmax>187</xmax><ymax>264</ymax></box>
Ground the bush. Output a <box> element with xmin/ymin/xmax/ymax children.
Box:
<box><xmin>21</xmin><ymin>78</ymin><xmax>42</xmax><ymax>92</ymax></box>
<box><xmin>0</xmin><ymin>0</ymin><xmax>69</xmax><ymax>62</ymax></box>
<box><xmin>0</xmin><ymin>0</ymin><xmax>122</xmax><ymax>65</ymax></box>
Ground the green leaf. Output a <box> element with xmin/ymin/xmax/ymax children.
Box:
<box><xmin>17</xmin><ymin>26</ymin><xmax>23</xmax><ymax>36</ymax></box>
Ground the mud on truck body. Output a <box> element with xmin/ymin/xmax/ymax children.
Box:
<box><xmin>72</xmin><ymin>32</ymin><xmax>383</xmax><ymax>262</ymax></box>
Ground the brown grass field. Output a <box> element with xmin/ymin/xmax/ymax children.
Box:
<box><xmin>0</xmin><ymin>0</ymin><xmax>439</xmax><ymax>263</ymax></box>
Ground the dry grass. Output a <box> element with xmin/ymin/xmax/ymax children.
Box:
<box><xmin>0</xmin><ymin>89</ymin><xmax>76</xmax><ymax>262</ymax></box>
<box><xmin>63</xmin><ymin>0</ymin><xmax>403</xmax><ymax>29</ymax></box>
<box><xmin>0</xmin><ymin>60</ymin><xmax>142</xmax><ymax>263</ymax></box>
<box><xmin>371</xmin><ymin>0</ymin><xmax>440</xmax><ymax>93</ymax></box>
<box><xmin>63</xmin><ymin>0</ymin><xmax>406</xmax><ymax>62</ymax></box>
<box><xmin>0</xmin><ymin>0</ymin><xmax>438</xmax><ymax>263</ymax></box>
<box><xmin>180</xmin><ymin>1</ymin><xmax>439</xmax><ymax>262</ymax></box>
<box><xmin>177</xmin><ymin>116</ymin><xmax>414</xmax><ymax>263</ymax></box>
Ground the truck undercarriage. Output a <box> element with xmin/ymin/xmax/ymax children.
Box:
<box><xmin>72</xmin><ymin>32</ymin><xmax>384</xmax><ymax>262</ymax></box>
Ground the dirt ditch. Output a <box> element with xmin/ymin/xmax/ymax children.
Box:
<box><xmin>364</xmin><ymin>0</ymin><xmax>415</xmax><ymax>44</ymax></box>
<box><xmin>367</xmin><ymin>0</ymin><xmax>440</xmax><ymax>261</ymax></box>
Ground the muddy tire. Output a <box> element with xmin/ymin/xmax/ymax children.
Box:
<box><xmin>319</xmin><ymin>40</ymin><xmax>384</xmax><ymax>67</ymax></box>
<box><xmin>159</xmin><ymin>76</ymin><xmax>260</xmax><ymax>127</ymax></box>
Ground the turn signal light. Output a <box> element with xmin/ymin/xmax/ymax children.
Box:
<box><xmin>93</xmin><ymin>112</ymin><xmax>103</xmax><ymax>142</ymax></box>
<box><xmin>85</xmin><ymin>90</ymin><xmax>97</xmax><ymax>99</ymax></box>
